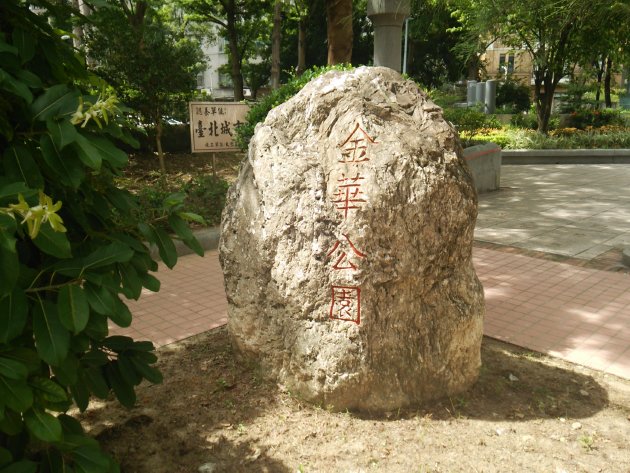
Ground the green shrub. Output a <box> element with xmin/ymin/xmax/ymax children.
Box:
<box><xmin>473</xmin><ymin>126</ymin><xmax>630</xmax><ymax>149</ymax></box>
<box><xmin>496</xmin><ymin>79</ymin><xmax>531</xmax><ymax>113</ymax></box>
<box><xmin>135</xmin><ymin>176</ymin><xmax>228</xmax><ymax>228</ymax></box>
<box><xmin>443</xmin><ymin>107</ymin><xmax>499</xmax><ymax>146</ymax></box>
<box><xmin>0</xmin><ymin>2</ymin><xmax>202</xmax><ymax>470</ymax></box>
<box><xmin>565</xmin><ymin>108</ymin><xmax>625</xmax><ymax>129</ymax></box>
<box><xmin>235</xmin><ymin>64</ymin><xmax>354</xmax><ymax>150</ymax></box>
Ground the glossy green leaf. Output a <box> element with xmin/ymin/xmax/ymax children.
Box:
<box><xmin>116</xmin><ymin>354</ymin><xmax>141</xmax><ymax>386</ymax></box>
<box><xmin>108</xmin><ymin>298</ymin><xmax>132</xmax><ymax>328</ymax></box>
<box><xmin>57</xmin><ymin>285</ymin><xmax>89</xmax><ymax>334</ymax></box>
<box><xmin>168</xmin><ymin>214</ymin><xmax>203</xmax><ymax>256</ymax></box>
<box><xmin>154</xmin><ymin>227</ymin><xmax>177</xmax><ymax>269</ymax></box>
<box><xmin>0</xmin><ymin>376</ymin><xmax>33</xmax><ymax>412</ymax></box>
<box><xmin>33</xmin><ymin>224</ymin><xmax>71</xmax><ymax>259</ymax></box>
<box><xmin>47</xmin><ymin>118</ymin><xmax>78</xmax><ymax>150</ymax></box>
<box><xmin>72</xmin><ymin>134</ymin><xmax>101</xmax><ymax>170</ymax></box>
<box><xmin>130</xmin><ymin>357</ymin><xmax>162</xmax><ymax>385</ymax></box>
<box><xmin>178</xmin><ymin>212</ymin><xmax>206</xmax><ymax>224</ymax></box>
<box><xmin>89</xmin><ymin>136</ymin><xmax>127</xmax><ymax>168</ymax></box>
<box><xmin>12</xmin><ymin>27</ymin><xmax>35</xmax><ymax>63</ymax></box>
<box><xmin>29</xmin><ymin>377</ymin><xmax>68</xmax><ymax>403</ymax></box>
<box><xmin>83</xmin><ymin>312</ymin><xmax>108</xmax><ymax>341</ymax></box>
<box><xmin>0</xmin><ymin>233</ymin><xmax>18</xmax><ymax>297</ymax></box>
<box><xmin>139</xmin><ymin>272</ymin><xmax>160</xmax><ymax>292</ymax></box>
<box><xmin>0</xmin><ymin>291</ymin><xmax>27</xmax><ymax>341</ymax></box>
<box><xmin>104</xmin><ymin>363</ymin><xmax>135</xmax><ymax>408</ymax></box>
<box><xmin>82</xmin><ymin>368</ymin><xmax>109</xmax><ymax>400</ymax></box>
<box><xmin>0</xmin><ymin>460</ymin><xmax>37</xmax><ymax>473</ymax></box>
<box><xmin>84</xmin><ymin>284</ymin><xmax>116</xmax><ymax>316</ymax></box>
<box><xmin>101</xmin><ymin>336</ymin><xmax>134</xmax><ymax>352</ymax></box>
<box><xmin>40</xmin><ymin>135</ymin><xmax>85</xmax><ymax>189</ymax></box>
<box><xmin>0</xmin><ymin>69</ymin><xmax>33</xmax><ymax>103</ymax></box>
<box><xmin>24</xmin><ymin>408</ymin><xmax>62</xmax><ymax>442</ymax></box>
<box><xmin>0</xmin><ymin>181</ymin><xmax>31</xmax><ymax>204</ymax></box>
<box><xmin>31</xmin><ymin>84</ymin><xmax>77</xmax><ymax>121</ymax></box>
<box><xmin>32</xmin><ymin>298</ymin><xmax>70</xmax><ymax>366</ymax></box>
<box><xmin>118</xmin><ymin>263</ymin><xmax>142</xmax><ymax>300</ymax></box>
<box><xmin>69</xmin><ymin>379</ymin><xmax>89</xmax><ymax>412</ymax></box>
<box><xmin>3</xmin><ymin>145</ymin><xmax>44</xmax><ymax>189</ymax></box>
<box><xmin>15</xmin><ymin>69</ymin><xmax>42</xmax><ymax>89</ymax></box>
<box><xmin>1</xmin><ymin>348</ymin><xmax>40</xmax><ymax>375</ymax></box>
<box><xmin>82</xmin><ymin>242</ymin><xmax>134</xmax><ymax>270</ymax></box>
<box><xmin>73</xmin><ymin>446</ymin><xmax>111</xmax><ymax>473</ymax></box>
<box><xmin>57</xmin><ymin>414</ymin><xmax>84</xmax><ymax>435</ymax></box>
<box><xmin>51</xmin><ymin>353</ymin><xmax>79</xmax><ymax>386</ymax></box>
<box><xmin>0</xmin><ymin>357</ymin><xmax>28</xmax><ymax>380</ymax></box>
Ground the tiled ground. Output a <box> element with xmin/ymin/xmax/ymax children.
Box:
<box><xmin>110</xmin><ymin>164</ymin><xmax>630</xmax><ymax>381</ymax></box>
<box><xmin>476</xmin><ymin>247</ymin><xmax>630</xmax><ymax>379</ymax></box>
<box><xmin>111</xmin><ymin>247</ymin><xmax>630</xmax><ymax>381</ymax></box>
<box><xmin>109</xmin><ymin>251</ymin><xmax>227</xmax><ymax>346</ymax></box>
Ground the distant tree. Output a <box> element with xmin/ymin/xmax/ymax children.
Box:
<box><xmin>85</xmin><ymin>0</ymin><xmax>204</xmax><ymax>172</ymax></box>
<box><xmin>453</xmin><ymin>0</ymin><xmax>616</xmax><ymax>134</ymax></box>
<box><xmin>407</xmin><ymin>0</ymin><xmax>467</xmax><ymax>88</ymax></box>
<box><xmin>326</xmin><ymin>0</ymin><xmax>353</xmax><ymax>64</ymax></box>
<box><xmin>180</xmin><ymin>0</ymin><xmax>272</xmax><ymax>101</ymax></box>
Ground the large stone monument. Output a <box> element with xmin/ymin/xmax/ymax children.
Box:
<box><xmin>220</xmin><ymin>67</ymin><xmax>484</xmax><ymax>412</ymax></box>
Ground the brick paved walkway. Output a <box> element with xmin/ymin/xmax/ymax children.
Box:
<box><xmin>111</xmin><ymin>246</ymin><xmax>630</xmax><ymax>381</ymax></box>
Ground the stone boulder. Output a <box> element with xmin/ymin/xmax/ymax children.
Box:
<box><xmin>219</xmin><ymin>66</ymin><xmax>484</xmax><ymax>412</ymax></box>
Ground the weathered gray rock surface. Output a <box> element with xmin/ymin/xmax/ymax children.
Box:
<box><xmin>220</xmin><ymin>66</ymin><xmax>484</xmax><ymax>412</ymax></box>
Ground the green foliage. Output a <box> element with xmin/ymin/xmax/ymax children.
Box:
<box><xmin>496</xmin><ymin>79</ymin><xmax>531</xmax><ymax>113</ymax></box>
<box><xmin>442</xmin><ymin>107</ymin><xmax>500</xmax><ymax>146</ymax></box>
<box><xmin>473</xmin><ymin>126</ymin><xmax>630</xmax><ymax>149</ymax></box>
<box><xmin>565</xmin><ymin>108</ymin><xmax>625</xmax><ymax>129</ymax></box>
<box><xmin>0</xmin><ymin>0</ymin><xmax>201</xmax><ymax>469</ymax></box>
<box><xmin>85</xmin><ymin>0</ymin><xmax>205</xmax><ymax>162</ymax></box>
<box><xmin>235</xmin><ymin>64</ymin><xmax>354</xmax><ymax>150</ymax></box>
<box><xmin>135</xmin><ymin>175</ymin><xmax>228</xmax><ymax>228</ymax></box>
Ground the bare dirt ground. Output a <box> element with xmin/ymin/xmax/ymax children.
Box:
<box><xmin>91</xmin><ymin>151</ymin><xmax>630</xmax><ymax>472</ymax></box>
<box><xmin>79</xmin><ymin>326</ymin><xmax>630</xmax><ymax>473</ymax></box>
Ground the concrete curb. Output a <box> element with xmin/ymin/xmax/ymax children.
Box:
<box><xmin>502</xmin><ymin>149</ymin><xmax>630</xmax><ymax>165</ymax></box>
<box><xmin>622</xmin><ymin>248</ymin><xmax>630</xmax><ymax>267</ymax></box>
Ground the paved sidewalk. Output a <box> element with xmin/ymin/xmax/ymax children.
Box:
<box><xmin>111</xmin><ymin>164</ymin><xmax>630</xmax><ymax>381</ymax></box>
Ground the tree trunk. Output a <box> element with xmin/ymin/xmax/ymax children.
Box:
<box><xmin>604</xmin><ymin>56</ymin><xmax>613</xmax><ymax>108</ymax></box>
<box><xmin>156</xmin><ymin>119</ymin><xmax>166</xmax><ymax>174</ymax></box>
<box><xmin>297</xmin><ymin>17</ymin><xmax>306</xmax><ymax>75</ymax></box>
<box><xmin>325</xmin><ymin>0</ymin><xmax>352</xmax><ymax>65</ymax></box>
<box><xmin>270</xmin><ymin>0</ymin><xmax>282</xmax><ymax>89</ymax></box>
<box><xmin>227</xmin><ymin>29</ymin><xmax>244</xmax><ymax>101</ymax></box>
<box><xmin>534</xmin><ymin>72</ymin><xmax>557</xmax><ymax>134</ymax></box>
<box><xmin>71</xmin><ymin>0</ymin><xmax>84</xmax><ymax>50</ymax></box>
<box><xmin>594</xmin><ymin>57</ymin><xmax>605</xmax><ymax>105</ymax></box>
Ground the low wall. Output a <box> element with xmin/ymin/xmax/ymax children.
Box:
<box><xmin>463</xmin><ymin>143</ymin><xmax>502</xmax><ymax>193</ymax></box>
<box><xmin>502</xmin><ymin>149</ymin><xmax>630</xmax><ymax>165</ymax></box>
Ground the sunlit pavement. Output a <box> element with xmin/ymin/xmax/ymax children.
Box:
<box><xmin>111</xmin><ymin>164</ymin><xmax>630</xmax><ymax>381</ymax></box>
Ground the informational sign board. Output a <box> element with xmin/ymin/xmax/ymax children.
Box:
<box><xmin>189</xmin><ymin>102</ymin><xmax>250</xmax><ymax>153</ymax></box>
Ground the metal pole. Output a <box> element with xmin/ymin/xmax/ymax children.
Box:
<box><xmin>402</xmin><ymin>17</ymin><xmax>409</xmax><ymax>75</ymax></box>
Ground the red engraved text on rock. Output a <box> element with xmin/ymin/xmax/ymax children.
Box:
<box><xmin>330</xmin><ymin>286</ymin><xmax>361</xmax><ymax>324</ymax></box>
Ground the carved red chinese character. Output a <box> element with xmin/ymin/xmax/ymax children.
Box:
<box><xmin>327</xmin><ymin>234</ymin><xmax>366</xmax><ymax>270</ymax></box>
<box><xmin>338</xmin><ymin>123</ymin><xmax>377</xmax><ymax>163</ymax></box>
<box><xmin>330</xmin><ymin>285</ymin><xmax>361</xmax><ymax>324</ymax></box>
<box><xmin>331</xmin><ymin>173</ymin><xmax>366</xmax><ymax>218</ymax></box>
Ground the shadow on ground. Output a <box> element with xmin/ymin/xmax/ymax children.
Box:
<box><xmin>78</xmin><ymin>328</ymin><xmax>611</xmax><ymax>473</ymax></box>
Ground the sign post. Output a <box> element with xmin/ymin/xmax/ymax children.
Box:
<box><xmin>189</xmin><ymin>102</ymin><xmax>250</xmax><ymax>174</ymax></box>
